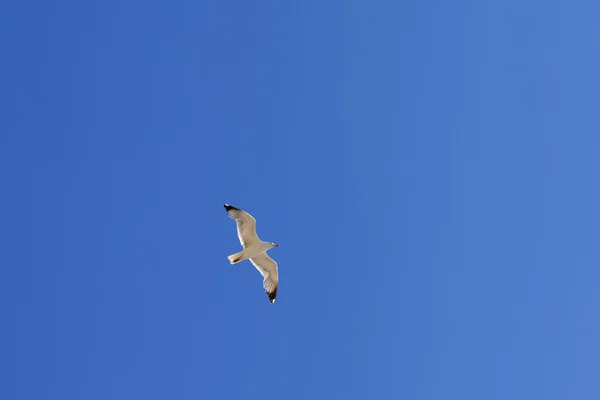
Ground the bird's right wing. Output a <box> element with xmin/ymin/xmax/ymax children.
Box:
<box><xmin>223</xmin><ymin>204</ymin><xmax>260</xmax><ymax>248</ymax></box>
<box><xmin>249</xmin><ymin>253</ymin><xmax>279</xmax><ymax>303</ymax></box>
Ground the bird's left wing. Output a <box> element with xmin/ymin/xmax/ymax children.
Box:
<box><xmin>249</xmin><ymin>253</ymin><xmax>279</xmax><ymax>303</ymax></box>
<box><xmin>223</xmin><ymin>204</ymin><xmax>260</xmax><ymax>248</ymax></box>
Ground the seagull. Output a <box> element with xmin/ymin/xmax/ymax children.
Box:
<box><xmin>223</xmin><ymin>204</ymin><xmax>280</xmax><ymax>303</ymax></box>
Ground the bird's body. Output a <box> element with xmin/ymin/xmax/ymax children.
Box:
<box><xmin>223</xmin><ymin>204</ymin><xmax>280</xmax><ymax>303</ymax></box>
<box><xmin>227</xmin><ymin>241</ymin><xmax>274</xmax><ymax>264</ymax></box>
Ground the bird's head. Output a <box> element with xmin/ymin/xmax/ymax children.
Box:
<box><xmin>270</xmin><ymin>242</ymin><xmax>280</xmax><ymax>248</ymax></box>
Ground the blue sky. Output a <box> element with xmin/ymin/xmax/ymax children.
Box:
<box><xmin>2</xmin><ymin>0</ymin><xmax>600</xmax><ymax>399</ymax></box>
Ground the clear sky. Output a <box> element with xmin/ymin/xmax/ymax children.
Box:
<box><xmin>2</xmin><ymin>0</ymin><xmax>600</xmax><ymax>399</ymax></box>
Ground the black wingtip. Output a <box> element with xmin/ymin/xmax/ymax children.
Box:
<box><xmin>267</xmin><ymin>287</ymin><xmax>278</xmax><ymax>303</ymax></box>
<box><xmin>223</xmin><ymin>204</ymin><xmax>239</xmax><ymax>212</ymax></box>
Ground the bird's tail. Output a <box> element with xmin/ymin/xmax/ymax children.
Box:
<box><xmin>227</xmin><ymin>249</ymin><xmax>247</xmax><ymax>264</ymax></box>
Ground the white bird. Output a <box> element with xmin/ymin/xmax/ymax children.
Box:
<box><xmin>223</xmin><ymin>204</ymin><xmax>280</xmax><ymax>303</ymax></box>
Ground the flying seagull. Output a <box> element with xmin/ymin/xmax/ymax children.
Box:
<box><xmin>223</xmin><ymin>204</ymin><xmax>280</xmax><ymax>303</ymax></box>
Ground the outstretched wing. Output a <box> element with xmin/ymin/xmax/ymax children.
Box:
<box><xmin>224</xmin><ymin>204</ymin><xmax>260</xmax><ymax>248</ymax></box>
<box><xmin>249</xmin><ymin>253</ymin><xmax>279</xmax><ymax>303</ymax></box>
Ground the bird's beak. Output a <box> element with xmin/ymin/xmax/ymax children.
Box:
<box><xmin>275</xmin><ymin>244</ymin><xmax>280</xmax><ymax>247</ymax></box>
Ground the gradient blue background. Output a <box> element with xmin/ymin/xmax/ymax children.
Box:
<box><xmin>2</xmin><ymin>1</ymin><xmax>599</xmax><ymax>399</ymax></box>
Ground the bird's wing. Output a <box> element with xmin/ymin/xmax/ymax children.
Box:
<box><xmin>224</xmin><ymin>204</ymin><xmax>260</xmax><ymax>248</ymax></box>
<box><xmin>249</xmin><ymin>253</ymin><xmax>279</xmax><ymax>303</ymax></box>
